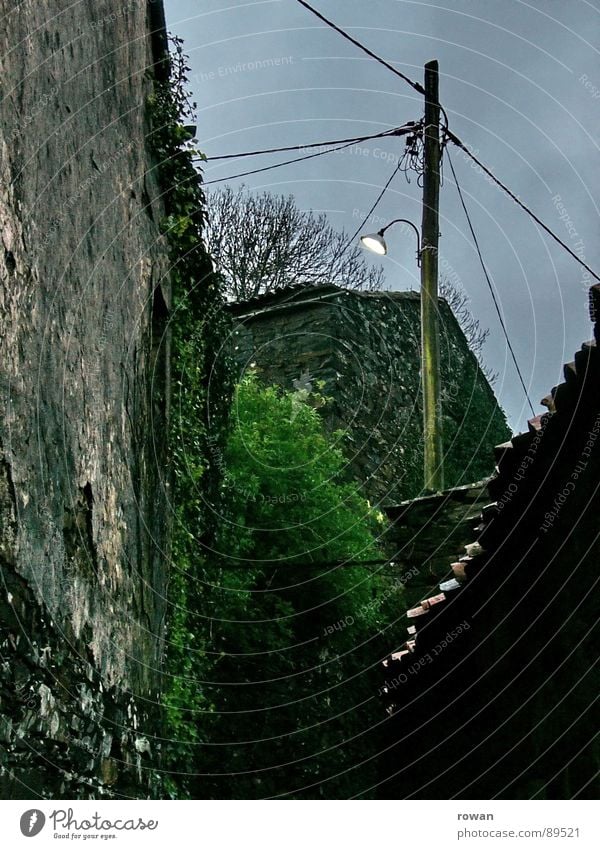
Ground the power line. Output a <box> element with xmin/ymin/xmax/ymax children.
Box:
<box><xmin>336</xmin><ymin>161</ymin><xmax>402</xmax><ymax>261</ymax></box>
<box><xmin>339</xmin><ymin>121</ymin><xmax>430</xmax><ymax>260</ymax></box>
<box><xmin>202</xmin><ymin>124</ymin><xmax>417</xmax><ymax>161</ymax></box>
<box><xmin>294</xmin><ymin>1</ymin><xmax>452</xmax><ymax>137</ymax></box>
<box><xmin>294</xmin><ymin>1</ymin><xmax>599</xmax><ymax>287</ymax></box>
<box><xmin>203</xmin><ymin>138</ymin><xmax>363</xmax><ymax>185</ymax></box>
<box><xmin>445</xmin><ymin>130</ymin><xmax>600</xmax><ymax>285</ymax></box>
<box><xmin>295</xmin><ymin>0</ymin><xmax>425</xmax><ymax>96</ymax></box>
<box><xmin>446</xmin><ymin>148</ymin><xmax>536</xmax><ymax>417</ymax></box>
<box><xmin>202</xmin><ymin>124</ymin><xmax>416</xmax><ymax>186</ymax></box>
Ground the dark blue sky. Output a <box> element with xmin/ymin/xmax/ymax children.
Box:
<box><xmin>164</xmin><ymin>0</ymin><xmax>600</xmax><ymax>429</ymax></box>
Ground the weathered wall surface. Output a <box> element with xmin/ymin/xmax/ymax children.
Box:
<box><xmin>0</xmin><ymin>0</ymin><xmax>170</xmax><ymax>797</ymax></box>
<box><xmin>230</xmin><ymin>285</ymin><xmax>509</xmax><ymax>505</ymax></box>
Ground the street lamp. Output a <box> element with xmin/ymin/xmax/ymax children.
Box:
<box><xmin>360</xmin><ymin>61</ymin><xmax>443</xmax><ymax>492</ymax></box>
<box><xmin>359</xmin><ymin>231</ymin><xmax>387</xmax><ymax>255</ymax></box>
<box><xmin>359</xmin><ymin>191</ymin><xmax>443</xmax><ymax>493</ymax></box>
<box><xmin>360</xmin><ymin>218</ymin><xmax>421</xmax><ymax>265</ymax></box>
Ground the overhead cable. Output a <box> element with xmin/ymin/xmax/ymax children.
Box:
<box><xmin>295</xmin><ymin>0</ymin><xmax>425</xmax><ymax>95</ymax></box>
<box><xmin>446</xmin><ymin>148</ymin><xmax>536</xmax><ymax>417</ymax></box>
<box><xmin>202</xmin><ymin>124</ymin><xmax>417</xmax><ymax>161</ymax></box>
<box><xmin>336</xmin><ymin>162</ymin><xmax>402</xmax><ymax>261</ymax></box>
<box><xmin>445</xmin><ymin>129</ymin><xmax>600</xmax><ymax>285</ymax></box>
<box><xmin>202</xmin><ymin>124</ymin><xmax>415</xmax><ymax>186</ymax></box>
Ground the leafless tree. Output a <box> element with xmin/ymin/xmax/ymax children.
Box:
<box><xmin>205</xmin><ymin>187</ymin><xmax>494</xmax><ymax>380</ymax></box>
<box><xmin>204</xmin><ymin>185</ymin><xmax>385</xmax><ymax>300</ymax></box>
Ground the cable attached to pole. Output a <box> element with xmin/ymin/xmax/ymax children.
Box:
<box><xmin>202</xmin><ymin>125</ymin><xmax>416</xmax><ymax>186</ymax></box>
<box><xmin>202</xmin><ymin>137</ymin><xmax>371</xmax><ymax>186</ymax></box>
<box><xmin>336</xmin><ymin>161</ymin><xmax>402</xmax><ymax>262</ymax></box>
<box><xmin>202</xmin><ymin>125</ymin><xmax>416</xmax><ymax>162</ymax></box>
<box><xmin>445</xmin><ymin>130</ymin><xmax>600</xmax><ymax>285</ymax></box>
<box><xmin>446</xmin><ymin>148</ymin><xmax>536</xmax><ymax>417</ymax></box>
<box><xmin>295</xmin><ymin>0</ymin><xmax>425</xmax><ymax>95</ymax></box>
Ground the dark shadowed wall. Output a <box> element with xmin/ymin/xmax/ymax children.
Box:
<box><xmin>0</xmin><ymin>0</ymin><xmax>171</xmax><ymax>798</ymax></box>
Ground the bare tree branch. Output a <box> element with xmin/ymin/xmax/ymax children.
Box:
<box><xmin>205</xmin><ymin>189</ymin><xmax>494</xmax><ymax>380</ymax></box>
<box><xmin>204</xmin><ymin>185</ymin><xmax>385</xmax><ymax>300</ymax></box>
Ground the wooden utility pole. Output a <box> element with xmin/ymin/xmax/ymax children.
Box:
<box><xmin>420</xmin><ymin>60</ymin><xmax>444</xmax><ymax>491</ymax></box>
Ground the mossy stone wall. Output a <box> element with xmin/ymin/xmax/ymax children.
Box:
<box><xmin>231</xmin><ymin>286</ymin><xmax>510</xmax><ymax>505</ymax></box>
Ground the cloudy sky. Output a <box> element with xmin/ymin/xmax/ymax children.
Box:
<box><xmin>164</xmin><ymin>0</ymin><xmax>599</xmax><ymax>429</ymax></box>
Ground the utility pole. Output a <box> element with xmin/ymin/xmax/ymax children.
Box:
<box><xmin>420</xmin><ymin>59</ymin><xmax>444</xmax><ymax>491</ymax></box>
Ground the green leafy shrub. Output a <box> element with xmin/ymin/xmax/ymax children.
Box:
<box><xmin>150</xmin><ymin>37</ymin><xmax>402</xmax><ymax>800</ymax></box>
<box><xmin>180</xmin><ymin>377</ymin><xmax>403</xmax><ymax>799</ymax></box>
<box><xmin>146</xmin><ymin>36</ymin><xmax>234</xmax><ymax>794</ymax></box>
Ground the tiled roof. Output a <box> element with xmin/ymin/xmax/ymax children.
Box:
<box><xmin>227</xmin><ymin>283</ymin><xmax>422</xmax><ymax>316</ymax></box>
<box><xmin>227</xmin><ymin>283</ymin><xmax>343</xmax><ymax>315</ymax></box>
<box><xmin>380</xmin><ymin>284</ymin><xmax>600</xmax><ymax>797</ymax></box>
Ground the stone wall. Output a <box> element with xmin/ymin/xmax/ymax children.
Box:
<box><xmin>0</xmin><ymin>0</ymin><xmax>171</xmax><ymax>798</ymax></box>
<box><xmin>230</xmin><ymin>285</ymin><xmax>509</xmax><ymax>505</ymax></box>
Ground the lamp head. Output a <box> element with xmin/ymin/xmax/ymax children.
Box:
<box><xmin>360</xmin><ymin>230</ymin><xmax>387</xmax><ymax>256</ymax></box>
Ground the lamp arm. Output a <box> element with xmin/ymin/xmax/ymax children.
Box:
<box><xmin>380</xmin><ymin>219</ymin><xmax>421</xmax><ymax>263</ymax></box>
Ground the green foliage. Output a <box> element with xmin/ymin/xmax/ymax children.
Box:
<box><xmin>150</xmin><ymin>36</ymin><xmax>402</xmax><ymax>800</ymax></box>
<box><xmin>178</xmin><ymin>377</ymin><xmax>403</xmax><ymax>799</ymax></box>
<box><xmin>220</xmin><ymin>376</ymin><xmax>383</xmax><ymax>562</ymax></box>
<box><xmin>146</xmin><ymin>36</ymin><xmax>234</xmax><ymax>794</ymax></box>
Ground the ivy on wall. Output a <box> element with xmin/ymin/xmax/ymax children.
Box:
<box><xmin>146</xmin><ymin>35</ymin><xmax>235</xmax><ymax>792</ymax></box>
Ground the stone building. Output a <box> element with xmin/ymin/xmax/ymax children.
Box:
<box><xmin>0</xmin><ymin>0</ymin><xmax>172</xmax><ymax>797</ymax></box>
<box><xmin>230</xmin><ymin>284</ymin><xmax>509</xmax><ymax>505</ymax></box>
